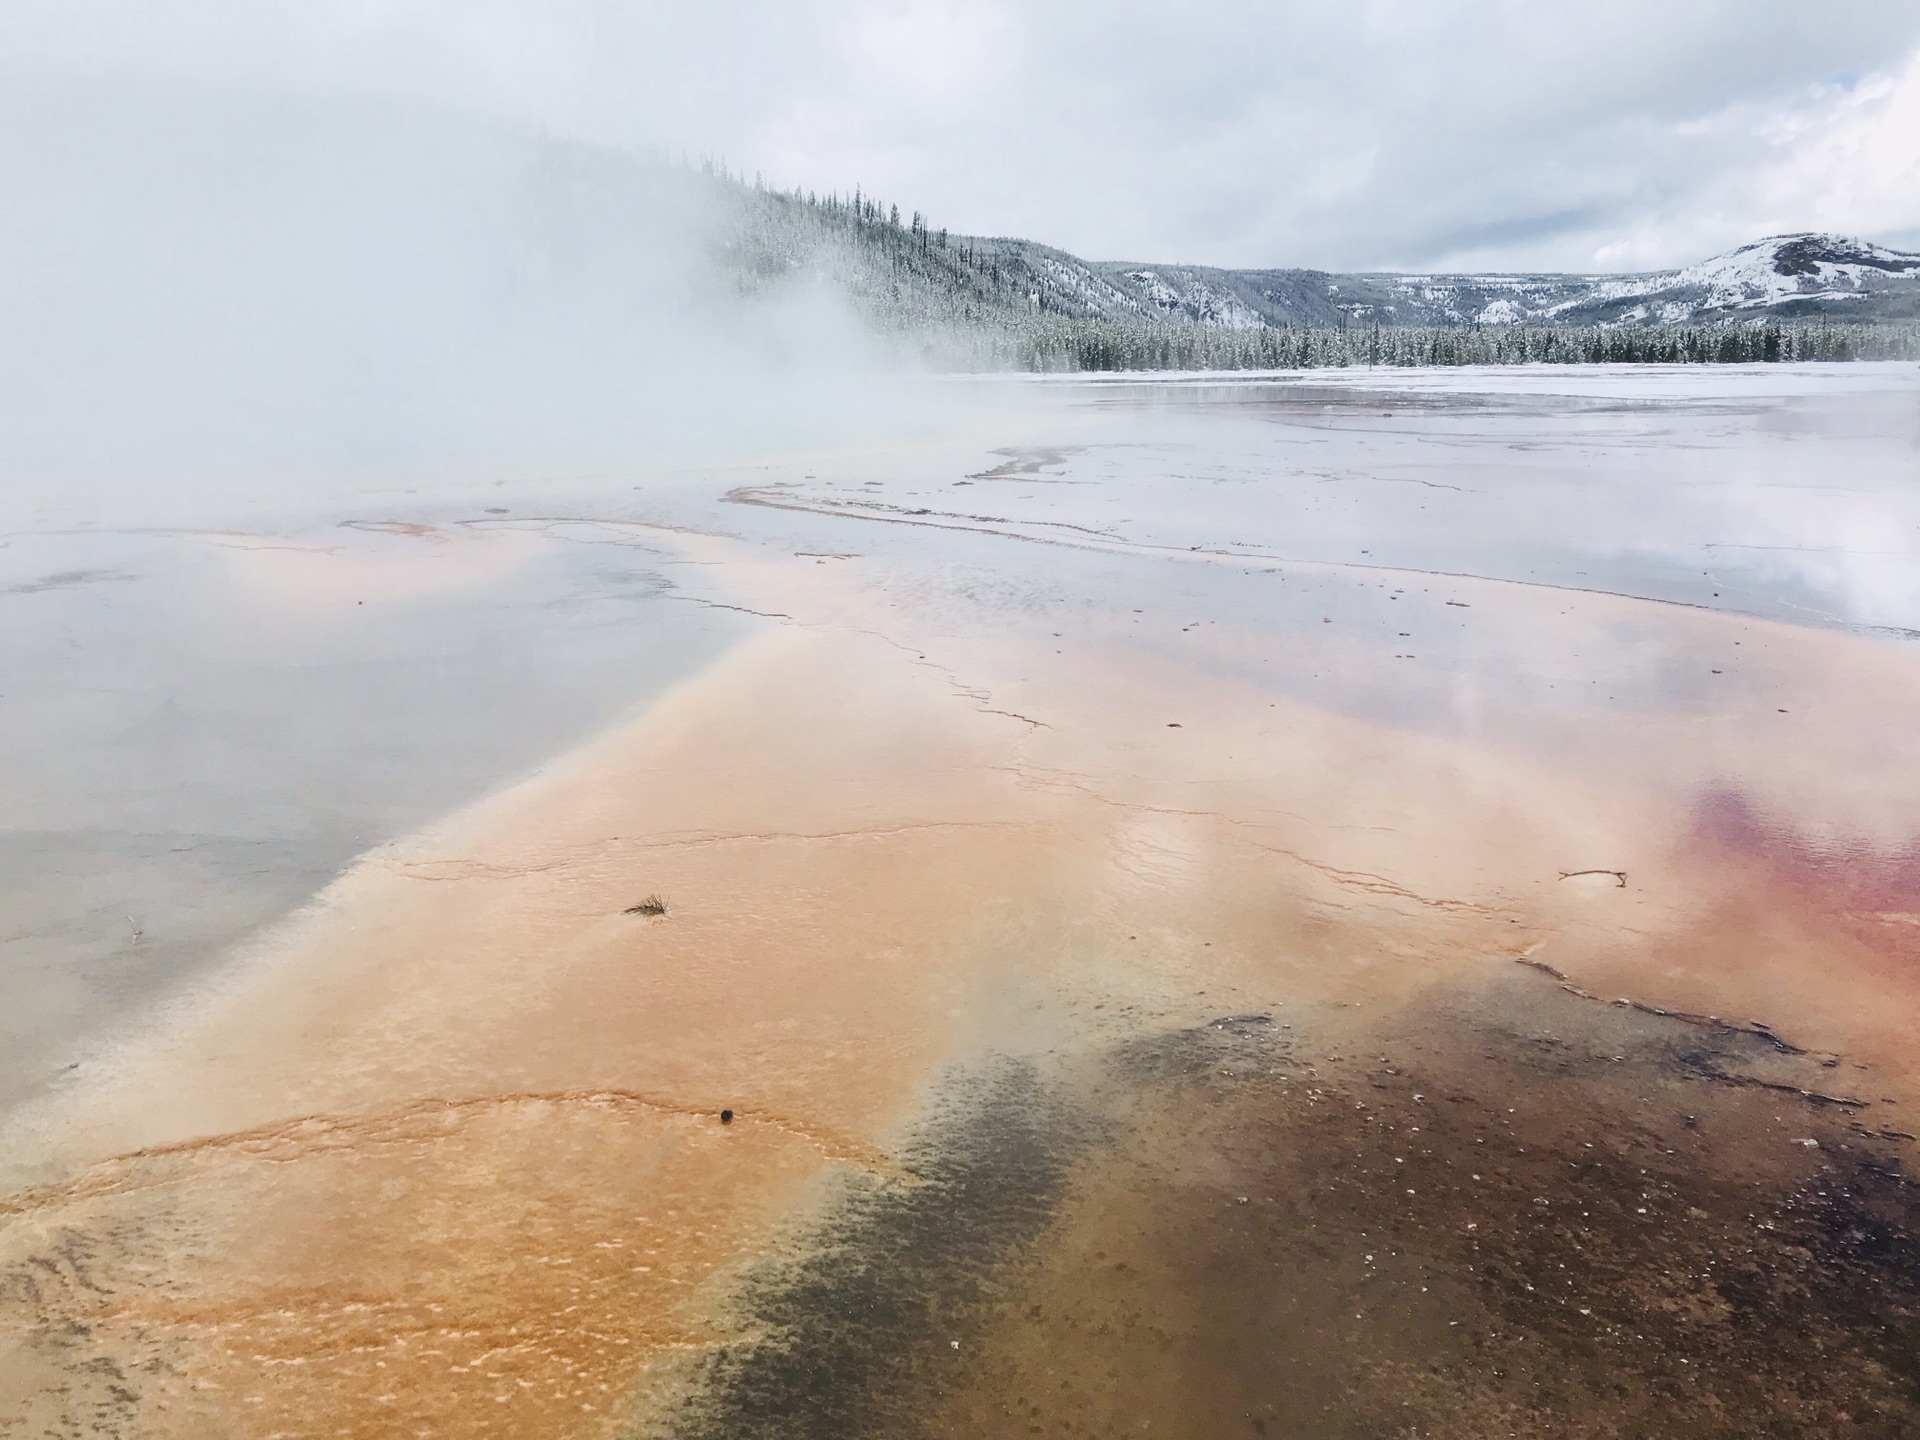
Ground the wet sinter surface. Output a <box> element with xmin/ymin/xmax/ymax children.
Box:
<box><xmin>4</xmin><ymin>365</ymin><xmax>1920</xmax><ymax>1438</ymax></box>
<box><xmin>0</xmin><ymin>514</ymin><xmax>747</xmax><ymax>1111</ymax></box>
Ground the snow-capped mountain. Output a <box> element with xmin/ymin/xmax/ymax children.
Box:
<box><xmin>1055</xmin><ymin>234</ymin><xmax>1920</xmax><ymax>330</ymax></box>
<box><xmin>1534</xmin><ymin>235</ymin><xmax>1920</xmax><ymax>325</ymax></box>
<box><xmin>713</xmin><ymin>172</ymin><xmax>1918</xmax><ymax>339</ymax></box>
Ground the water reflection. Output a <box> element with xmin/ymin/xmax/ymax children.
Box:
<box><xmin>748</xmin><ymin>365</ymin><xmax>1920</xmax><ymax>634</ymax></box>
<box><xmin>0</xmin><ymin>517</ymin><xmax>745</xmax><ymax>1109</ymax></box>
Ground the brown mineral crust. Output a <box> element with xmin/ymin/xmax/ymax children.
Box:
<box><xmin>845</xmin><ymin>984</ymin><xmax>1920</xmax><ymax>1440</ymax></box>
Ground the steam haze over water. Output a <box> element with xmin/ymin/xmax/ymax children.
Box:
<box><xmin>0</xmin><ymin>78</ymin><xmax>924</xmax><ymax>518</ymax></box>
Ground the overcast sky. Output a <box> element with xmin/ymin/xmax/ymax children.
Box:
<box><xmin>5</xmin><ymin>0</ymin><xmax>1920</xmax><ymax>271</ymax></box>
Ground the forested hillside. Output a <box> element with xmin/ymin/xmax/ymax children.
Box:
<box><xmin>700</xmin><ymin>163</ymin><xmax>1920</xmax><ymax>371</ymax></box>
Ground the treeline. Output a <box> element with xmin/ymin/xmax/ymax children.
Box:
<box><xmin>701</xmin><ymin>165</ymin><xmax>1077</xmax><ymax>332</ymax></box>
<box><xmin>693</xmin><ymin>165</ymin><xmax>1920</xmax><ymax>372</ymax></box>
<box><xmin>970</xmin><ymin>317</ymin><xmax>1920</xmax><ymax>373</ymax></box>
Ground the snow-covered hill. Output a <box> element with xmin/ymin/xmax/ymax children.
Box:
<box><xmin>718</xmin><ymin>190</ymin><xmax>1920</xmax><ymax>334</ymax></box>
<box><xmin>1537</xmin><ymin>235</ymin><xmax>1920</xmax><ymax>325</ymax></box>
<box><xmin>1072</xmin><ymin>234</ymin><xmax>1920</xmax><ymax>329</ymax></box>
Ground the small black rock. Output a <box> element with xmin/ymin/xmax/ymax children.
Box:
<box><xmin>720</xmin><ymin>1109</ymin><xmax>734</xmax><ymax>1123</ymax></box>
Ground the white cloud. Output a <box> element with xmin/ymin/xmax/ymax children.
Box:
<box><xmin>847</xmin><ymin>0</ymin><xmax>1012</xmax><ymax>101</ymax></box>
<box><xmin>1591</xmin><ymin>52</ymin><xmax>1920</xmax><ymax>270</ymax></box>
<box><xmin>1760</xmin><ymin>52</ymin><xmax>1920</xmax><ymax>243</ymax></box>
<box><xmin>3</xmin><ymin>0</ymin><xmax>1918</xmax><ymax>270</ymax></box>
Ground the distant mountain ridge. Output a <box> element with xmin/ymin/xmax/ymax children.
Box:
<box><xmin>989</xmin><ymin>232</ymin><xmax>1920</xmax><ymax>330</ymax></box>
<box><xmin>710</xmin><ymin>168</ymin><xmax>1920</xmax><ymax>340</ymax></box>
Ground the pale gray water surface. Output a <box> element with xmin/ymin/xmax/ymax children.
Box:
<box><xmin>0</xmin><ymin>509</ymin><xmax>747</xmax><ymax>1111</ymax></box>
<box><xmin>719</xmin><ymin>364</ymin><xmax>1920</xmax><ymax>640</ymax></box>
<box><xmin>667</xmin><ymin>364</ymin><xmax>1920</xmax><ymax>766</ymax></box>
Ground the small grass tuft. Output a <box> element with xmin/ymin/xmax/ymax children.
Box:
<box><xmin>625</xmin><ymin>894</ymin><xmax>668</xmax><ymax>917</ymax></box>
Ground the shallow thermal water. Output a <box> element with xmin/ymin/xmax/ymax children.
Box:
<box><xmin>4</xmin><ymin>364</ymin><xmax>1920</xmax><ymax>1439</ymax></box>
<box><xmin>0</xmin><ymin>510</ymin><xmax>748</xmax><ymax>1111</ymax></box>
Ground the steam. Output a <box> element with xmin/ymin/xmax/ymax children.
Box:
<box><xmin>0</xmin><ymin>76</ymin><xmax>891</xmax><ymax>521</ymax></box>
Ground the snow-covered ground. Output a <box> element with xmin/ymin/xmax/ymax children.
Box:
<box><xmin>1006</xmin><ymin>360</ymin><xmax>1920</xmax><ymax>399</ymax></box>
